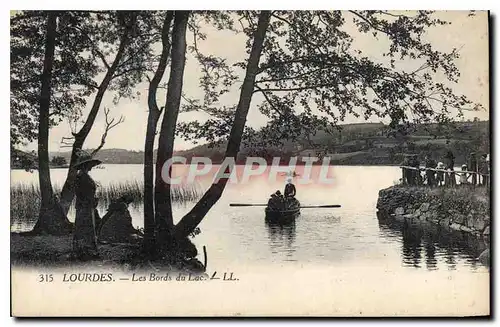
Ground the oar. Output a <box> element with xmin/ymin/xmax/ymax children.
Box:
<box><xmin>300</xmin><ymin>205</ymin><xmax>341</xmax><ymax>208</ymax></box>
<box><xmin>229</xmin><ymin>203</ymin><xmax>341</xmax><ymax>208</ymax></box>
<box><xmin>230</xmin><ymin>204</ymin><xmax>267</xmax><ymax>207</ymax></box>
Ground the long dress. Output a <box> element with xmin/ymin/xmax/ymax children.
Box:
<box><xmin>73</xmin><ymin>171</ymin><xmax>98</xmax><ymax>259</ymax></box>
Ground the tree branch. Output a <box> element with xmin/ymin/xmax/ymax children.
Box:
<box><xmin>254</xmin><ymin>83</ymin><xmax>339</xmax><ymax>93</ymax></box>
<box><xmin>253</xmin><ymin>85</ymin><xmax>284</xmax><ymax>118</ymax></box>
<box><xmin>90</xmin><ymin>107</ymin><xmax>125</xmax><ymax>156</ymax></box>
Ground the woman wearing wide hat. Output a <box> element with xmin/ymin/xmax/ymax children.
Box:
<box><xmin>72</xmin><ymin>153</ymin><xmax>102</xmax><ymax>260</ymax></box>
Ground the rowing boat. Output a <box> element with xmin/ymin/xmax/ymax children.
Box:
<box><xmin>265</xmin><ymin>198</ymin><xmax>301</xmax><ymax>222</ymax></box>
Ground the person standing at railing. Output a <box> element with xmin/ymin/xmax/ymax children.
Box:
<box><xmin>468</xmin><ymin>152</ymin><xmax>478</xmax><ymax>185</ymax></box>
<box><xmin>424</xmin><ymin>155</ymin><xmax>437</xmax><ymax>187</ymax></box>
<box><xmin>409</xmin><ymin>154</ymin><xmax>420</xmax><ymax>185</ymax></box>
<box><xmin>444</xmin><ymin>150</ymin><xmax>456</xmax><ymax>186</ymax></box>
<box><xmin>479</xmin><ymin>154</ymin><xmax>489</xmax><ymax>186</ymax></box>
<box><xmin>486</xmin><ymin>153</ymin><xmax>490</xmax><ymax>186</ymax></box>
<box><xmin>401</xmin><ymin>155</ymin><xmax>410</xmax><ymax>185</ymax></box>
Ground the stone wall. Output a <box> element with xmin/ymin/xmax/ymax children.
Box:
<box><xmin>377</xmin><ymin>185</ymin><xmax>490</xmax><ymax>238</ymax></box>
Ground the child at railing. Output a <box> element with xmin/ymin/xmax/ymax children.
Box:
<box><xmin>436</xmin><ymin>162</ymin><xmax>445</xmax><ymax>186</ymax></box>
<box><xmin>459</xmin><ymin>164</ymin><xmax>469</xmax><ymax>185</ymax></box>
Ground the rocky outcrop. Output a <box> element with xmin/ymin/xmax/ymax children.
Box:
<box><xmin>377</xmin><ymin>186</ymin><xmax>490</xmax><ymax>238</ymax></box>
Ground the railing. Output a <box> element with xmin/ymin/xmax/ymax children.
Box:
<box><xmin>399</xmin><ymin>165</ymin><xmax>490</xmax><ymax>187</ymax></box>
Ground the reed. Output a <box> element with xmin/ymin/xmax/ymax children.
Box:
<box><xmin>96</xmin><ymin>181</ymin><xmax>202</xmax><ymax>208</ymax></box>
<box><xmin>11</xmin><ymin>181</ymin><xmax>203</xmax><ymax>230</ymax></box>
<box><xmin>10</xmin><ymin>183</ymin><xmax>45</xmax><ymax>229</ymax></box>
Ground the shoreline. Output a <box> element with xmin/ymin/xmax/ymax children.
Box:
<box><xmin>11</xmin><ymin>232</ymin><xmax>206</xmax><ymax>274</ymax></box>
<box><xmin>376</xmin><ymin>185</ymin><xmax>490</xmax><ymax>266</ymax></box>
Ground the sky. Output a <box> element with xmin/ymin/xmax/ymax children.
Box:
<box><xmin>20</xmin><ymin>10</ymin><xmax>490</xmax><ymax>153</ymax></box>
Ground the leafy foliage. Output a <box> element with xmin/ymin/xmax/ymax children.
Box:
<box><xmin>177</xmin><ymin>10</ymin><xmax>483</xmax><ymax>147</ymax></box>
<box><xmin>10</xmin><ymin>11</ymin><xmax>98</xmax><ymax>146</ymax></box>
<box><xmin>10</xmin><ymin>11</ymin><xmax>163</xmax><ymax>147</ymax></box>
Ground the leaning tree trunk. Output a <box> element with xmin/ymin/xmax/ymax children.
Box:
<box><xmin>143</xmin><ymin>11</ymin><xmax>173</xmax><ymax>255</ymax></box>
<box><xmin>154</xmin><ymin>11</ymin><xmax>189</xmax><ymax>235</ymax></box>
<box><xmin>33</xmin><ymin>12</ymin><xmax>72</xmax><ymax>235</ymax></box>
<box><xmin>173</xmin><ymin>11</ymin><xmax>271</xmax><ymax>239</ymax></box>
<box><xmin>58</xmin><ymin>20</ymin><xmax>134</xmax><ymax>215</ymax></box>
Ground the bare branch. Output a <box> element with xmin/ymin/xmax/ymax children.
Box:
<box><xmin>254</xmin><ymin>83</ymin><xmax>339</xmax><ymax>93</ymax></box>
<box><xmin>255</xmin><ymin>66</ymin><xmax>332</xmax><ymax>84</ymax></box>
<box><xmin>90</xmin><ymin>107</ymin><xmax>125</xmax><ymax>156</ymax></box>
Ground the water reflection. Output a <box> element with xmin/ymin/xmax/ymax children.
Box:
<box><xmin>265</xmin><ymin>218</ymin><xmax>297</xmax><ymax>260</ymax></box>
<box><xmin>401</xmin><ymin>220</ymin><xmax>423</xmax><ymax>268</ymax></box>
<box><xmin>377</xmin><ymin>212</ymin><xmax>487</xmax><ymax>271</ymax></box>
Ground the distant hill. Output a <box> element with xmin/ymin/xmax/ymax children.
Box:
<box><xmin>15</xmin><ymin>120</ymin><xmax>489</xmax><ymax>167</ymax></box>
<box><xmin>176</xmin><ymin>121</ymin><xmax>490</xmax><ymax>165</ymax></box>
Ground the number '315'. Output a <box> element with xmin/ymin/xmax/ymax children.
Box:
<box><xmin>38</xmin><ymin>274</ymin><xmax>53</xmax><ymax>282</ymax></box>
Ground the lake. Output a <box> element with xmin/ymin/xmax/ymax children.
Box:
<box><xmin>11</xmin><ymin>164</ymin><xmax>489</xmax><ymax>272</ymax></box>
<box><xmin>11</xmin><ymin>164</ymin><xmax>490</xmax><ymax>314</ymax></box>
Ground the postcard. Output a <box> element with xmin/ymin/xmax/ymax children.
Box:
<box><xmin>10</xmin><ymin>10</ymin><xmax>490</xmax><ymax>317</ymax></box>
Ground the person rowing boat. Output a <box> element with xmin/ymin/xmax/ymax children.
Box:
<box><xmin>284</xmin><ymin>179</ymin><xmax>296</xmax><ymax>198</ymax></box>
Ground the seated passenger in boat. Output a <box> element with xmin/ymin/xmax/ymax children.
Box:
<box><xmin>267</xmin><ymin>191</ymin><xmax>285</xmax><ymax>210</ymax></box>
<box><xmin>98</xmin><ymin>195</ymin><xmax>143</xmax><ymax>244</ymax></box>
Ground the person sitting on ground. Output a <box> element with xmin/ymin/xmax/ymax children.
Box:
<box><xmin>98</xmin><ymin>195</ymin><xmax>143</xmax><ymax>244</ymax></box>
<box><xmin>459</xmin><ymin>164</ymin><xmax>469</xmax><ymax>185</ymax></box>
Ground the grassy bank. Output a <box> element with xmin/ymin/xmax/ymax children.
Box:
<box><xmin>11</xmin><ymin>233</ymin><xmax>206</xmax><ymax>273</ymax></box>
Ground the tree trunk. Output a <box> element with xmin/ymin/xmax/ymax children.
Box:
<box><xmin>143</xmin><ymin>12</ymin><xmax>173</xmax><ymax>255</ymax></box>
<box><xmin>174</xmin><ymin>11</ymin><xmax>271</xmax><ymax>239</ymax></box>
<box><xmin>59</xmin><ymin>19</ymin><xmax>134</xmax><ymax>215</ymax></box>
<box><xmin>33</xmin><ymin>12</ymin><xmax>72</xmax><ymax>235</ymax></box>
<box><xmin>154</xmin><ymin>11</ymin><xmax>189</xmax><ymax>235</ymax></box>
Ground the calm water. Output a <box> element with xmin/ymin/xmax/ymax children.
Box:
<box><xmin>11</xmin><ymin>164</ymin><xmax>489</xmax><ymax>273</ymax></box>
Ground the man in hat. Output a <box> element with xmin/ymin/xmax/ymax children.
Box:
<box><xmin>72</xmin><ymin>155</ymin><xmax>102</xmax><ymax>260</ymax></box>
